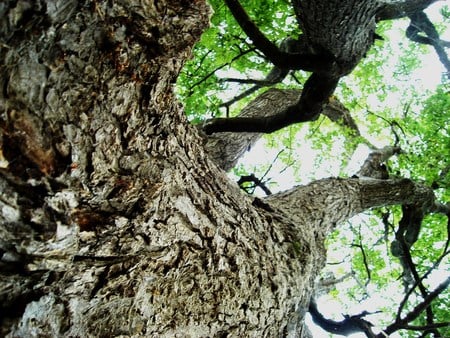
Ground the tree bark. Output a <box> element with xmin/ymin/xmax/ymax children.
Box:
<box><xmin>292</xmin><ymin>0</ymin><xmax>378</xmax><ymax>76</ymax></box>
<box><xmin>202</xmin><ymin>0</ymin><xmax>379</xmax><ymax>135</ymax></box>
<box><xmin>0</xmin><ymin>0</ymin><xmax>438</xmax><ymax>337</ymax></box>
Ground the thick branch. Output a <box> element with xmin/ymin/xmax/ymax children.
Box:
<box><xmin>224</xmin><ymin>0</ymin><xmax>334</xmax><ymax>72</ymax></box>
<box><xmin>201</xmin><ymin>89</ymin><xmax>293</xmax><ymax>171</ymax></box>
<box><xmin>308</xmin><ymin>299</ymin><xmax>375</xmax><ymax>337</ymax></box>
<box><xmin>203</xmin><ymin>73</ymin><xmax>339</xmax><ymax>134</ymax></box>
<box><xmin>357</xmin><ymin>146</ymin><xmax>401</xmax><ymax>179</ymax></box>
<box><xmin>360</xmin><ymin>178</ymin><xmax>435</xmax><ymax>211</ymax></box>
<box><xmin>203</xmin><ymin>88</ymin><xmax>360</xmax><ymax>171</ymax></box>
<box><xmin>391</xmin><ymin>204</ymin><xmax>427</xmax><ymax>290</ymax></box>
<box><xmin>264</xmin><ymin>178</ymin><xmax>435</xmax><ymax>238</ymax></box>
<box><xmin>406</xmin><ymin>11</ymin><xmax>450</xmax><ymax>77</ymax></box>
<box><xmin>376</xmin><ymin>0</ymin><xmax>439</xmax><ymax>21</ymax></box>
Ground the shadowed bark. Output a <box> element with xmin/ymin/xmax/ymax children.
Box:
<box><xmin>204</xmin><ymin>0</ymin><xmax>377</xmax><ymax>134</ymax></box>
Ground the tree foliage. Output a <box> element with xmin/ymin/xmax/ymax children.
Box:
<box><xmin>177</xmin><ymin>1</ymin><xmax>450</xmax><ymax>336</ymax></box>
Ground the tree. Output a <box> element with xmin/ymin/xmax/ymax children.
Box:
<box><xmin>0</xmin><ymin>1</ymin><xmax>448</xmax><ymax>338</ymax></box>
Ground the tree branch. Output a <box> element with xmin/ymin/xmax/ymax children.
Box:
<box><xmin>396</xmin><ymin>238</ymin><xmax>450</xmax><ymax>324</ymax></box>
<box><xmin>351</xmin><ymin>241</ymin><xmax>372</xmax><ymax>286</ymax></box>
<box><xmin>188</xmin><ymin>49</ymin><xmax>256</xmax><ymax>95</ymax></box>
<box><xmin>406</xmin><ymin>11</ymin><xmax>450</xmax><ymax>78</ymax></box>
<box><xmin>203</xmin><ymin>73</ymin><xmax>339</xmax><ymax>134</ymax></box>
<box><xmin>308</xmin><ymin>298</ymin><xmax>376</xmax><ymax>337</ymax></box>
<box><xmin>221</xmin><ymin>78</ymin><xmax>280</xmax><ymax>85</ymax></box>
<box><xmin>218</xmin><ymin>37</ymin><xmax>295</xmax><ymax>111</ymax></box>
<box><xmin>219</xmin><ymin>85</ymin><xmax>261</xmax><ymax>115</ymax></box>
<box><xmin>202</xmin><ymin>88</ymin><xmax>361</xmax><ymax>171</ymax></box>
<box><xmin>401</xmin><ymin>322</ymin><xmax>450</xmax><ymax>331</ymax></box>
<box><xmin>238</xmin><ymin>174</ymin><xmax>272</xmax><ymax>196</ymax></box>
<box><xmin>356</xmin><ymin>146</ymin><xmax>401</xmax><ymax>179</ymax></box>
<box><xmin>378</xmin><ymin>276</ymin><xmax>450</xmax><ymax>337</ymax></box>
<box><xmin>224</xmin><ymin>0</ymin><xmax>335</xmax><ymax>72</ymax></box>
<box><xmin>376</xmin><ymin>0</ymin><xmax>440</xmax><ymax>21</ymax></box>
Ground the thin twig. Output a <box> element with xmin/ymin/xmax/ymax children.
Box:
<box><xmin>188</xmin><ymin>48</ymin><xmax>256</xmax><ymax>93</ymax></box>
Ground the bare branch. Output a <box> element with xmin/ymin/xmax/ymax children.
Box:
<box><xmin>356</xmin><ymin>146</ymin><xmax>401</xmax><ymax>179</ymax></box>
<box><xmin>406</xmin><ymin>11</ymin><xmax>450</xmax><ymax>78</ymax></box>
<box><xmin>308</xmin><ymin>298</ymin><xmax>376</xmax><ymax>337</ymax></box>
<box><xmin>351</xmin><ymin>241</ymin><xmax>372</xmax><ymax>286</ymax></box>
<box><xmin>395</xmin><ymin>242</ymin><xmax>449</xmax><ymax>330</ymax></box>
<box><xmin>219</xmin><ymin>37</ymin><xmax>306</xmax><ymax>110</ymax></box>
<box><xmin>378</xmin><ymin>276</ymin><xmax>450</xmax><ymax>337</ymax></box>
<box><xmin>219</xmin><ymin>86</ymin><xmax>261</xmax><ymax>114</ymax></box>
<box><xmin>238</xmin><ymin>174</ymin><xmax>272</xmax><ymax>196</ymax></box>
<box><xmin>187</xmin><ymin>48</ymin><xmax>255</xmax><ymax>93</ymax></box>
<box><xmin>401</xmin><ymin>322</ymin><xmax>450</xmax><ymax>331</ymax></box>
<box><xmin>220</xmin><ymin>78</ymin><xmax>282</xmax><ymax>86</ymax></box>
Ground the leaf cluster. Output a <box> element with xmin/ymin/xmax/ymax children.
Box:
<box><xmin>176</xmin><ymin>0</ymin><xmax>298</xmax><ymax>121</ymax></box>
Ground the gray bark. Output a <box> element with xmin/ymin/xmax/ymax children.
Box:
<box><xmin>292</xmin><ymin>0</ymin><xmax>440</xmax><ymax>70</ymax></box>
<box><xmin>291</xmin><ymin>0</ymin><xmax>378</xmax><ymax>76</ymax></box>
<box><xmin>0</xmin><ymin>0</ymin><xmax>438</xmax><ymax>337</ymax></box>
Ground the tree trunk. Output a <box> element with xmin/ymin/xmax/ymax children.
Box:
<box><xmin>0</xmin><ymin>1</ymin><xmax>437</xmax><ymax>337</ymax></box>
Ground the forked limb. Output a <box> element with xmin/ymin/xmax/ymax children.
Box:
<box><xmin>204</xmin><ymin>0</ymin><xmax>339</xmax><ymax>134</ymax></box>
<box><xmin>224</xmin><ymin>0</ymin><xmax>334</xmax><ymax>72</ymax></box>
<box><xmin>204</xmin><ymin>73</ymin><xmax>339</xmax><ymax>134</ymax></box>
<box><xmin>406</xmin><ymin>10</ymin><xmax>450</xmax><ymax>77</ymax></box>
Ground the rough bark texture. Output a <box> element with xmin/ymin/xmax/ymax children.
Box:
<box><xmin>0</xmin><ymin>1</ymin><xmax>320</xmax><ymax>336</ymax></box>
<box><xmin>292</xmin><ymin>0</ymin><xmax>441</xmax><ymax>72</ymax></box>
<box><xmin>292</xmin><ymin>0</ymin><xmax>378</xmax><ymax>76</ymax></box>
<box><xmin>203</xmin><ymin>0</ymin><xmax>362</xmax><ymax>135</ymax></box>
<box><xmin>0</xmin><ymin>0</ymin><xmax>438</xmax><ymax>337</ymax></box>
